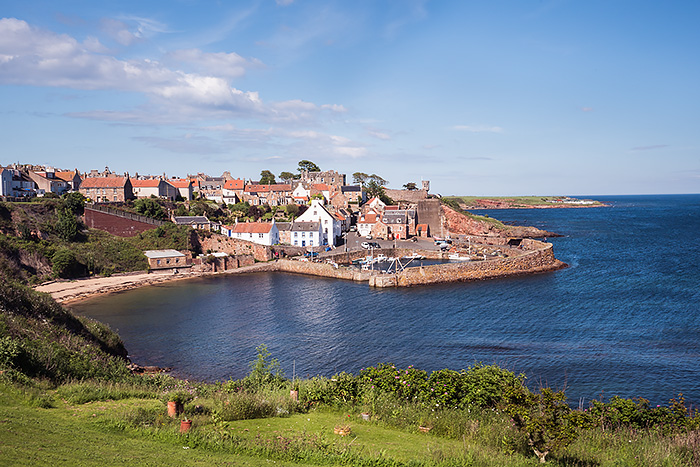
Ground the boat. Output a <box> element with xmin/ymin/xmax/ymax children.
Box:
<box><xmin>375</xmin><ymin>254</ymin><xmax>388</xmax><ymax>262</ymax></box>
<box><xmin>448</xmin><ymin>253</ymin><xmax>470</xmax><ymax>261</ymax></box>
<box><xmin>402</xmin><ymin>253</ymin><xmax>425</xmax><ymax>260</ymax></box>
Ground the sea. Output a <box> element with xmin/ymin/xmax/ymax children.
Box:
<box><xmin>70</xmin><ymin>194</ymin><xmax>700</xmax><ymax>407</ymax></box>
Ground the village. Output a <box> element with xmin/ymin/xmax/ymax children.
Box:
<box><xmin>2</xmin><ymin>162</ymin><xmax>565</xmax><ymax>289</ymax></box>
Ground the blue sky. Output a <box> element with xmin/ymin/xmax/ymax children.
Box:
<box><xmin>1</xmin><ymin>1</ymin><xmax>698</xmax><ymax>196</ymax></box>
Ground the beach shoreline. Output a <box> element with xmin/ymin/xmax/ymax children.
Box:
<box><xmin>35</xmin><ymin>263</ymin><xmax>277</xmax><ymax>305</ymax></box>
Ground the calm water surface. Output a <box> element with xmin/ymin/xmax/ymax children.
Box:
<box><xmin>71</xmin><ymin>195</ymin><xmax>700</xmax><ymax>406</ymax></box>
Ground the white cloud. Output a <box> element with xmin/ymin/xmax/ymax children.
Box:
<box><xmin>0</xmin><ymin>18</ymin><xmax>341</xmax><ymax>126</ymax></box>
<box><xmin>451</xmin><ymin>124</ymin><xmax>504</xmax><ymax>133</ymax></box>
<box><xmin>166</xmin><ymin>48</ymin><xmax>261</xmax><ymax>79</ymax></box>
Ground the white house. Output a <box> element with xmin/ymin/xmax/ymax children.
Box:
<box><xmin>0</xmin><ymin>168</ymin><xmax>12</xmax><ymax>197</ymax></box>
<box><xmin>221</xmin><ymin>220</ymin><xmax>279</xmax><ymax>246</ymax></box>
<box><xmin>131</xmin><ymin>179</ymin><xmax>178</xmax><ymax>200</ymax></box>
<box><xmin>289</xmin><ymin>221</ymin><xmax>323</xmax><ymax>247</ymax></box>
<box><xmin>295</xmin><ymin>199</ymin><xmax>341</xmax><ymax>246</ymax></box>
<box><xmin>357</xmin><ymin>210</ymin><xmax>380</xmax><ymax>237</ymax></box>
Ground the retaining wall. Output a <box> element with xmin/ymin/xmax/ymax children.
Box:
<box><xmin>84</xmin><ymin>206</ymin><xmax>162</xmax><ymax>237</ymax></box>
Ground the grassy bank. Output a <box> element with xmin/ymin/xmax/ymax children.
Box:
<box><xmin>2</xmin><ymin>283</ymin><xmax>700</xmax><ymax>465</ymax></box>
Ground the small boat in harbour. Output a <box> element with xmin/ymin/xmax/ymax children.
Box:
<box><xmin>448</xmin><ymin>253</ymin><xmax>470</xmax><ymax>261</ymax></box>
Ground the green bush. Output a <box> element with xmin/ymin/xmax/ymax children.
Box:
<box><xmin>51</xmin><ymin>248</ymin><xmax>85</xmax><ymax>278</ymax></box>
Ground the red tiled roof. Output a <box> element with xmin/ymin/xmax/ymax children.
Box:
<box><xmin>245</xmin><ymin>184</ymin><xmax>292</xmax><ymax>193</ymax></box>
<box><xmin>224</xmin><ymin>179</ymin><xmax>245</xmax><ymax>190</ymax></box>
<box><xmin>131</xmin><ymin>179</ymin><xmax>162</xmax><ymax>187</ymax></box>
<box><xmin>361</xmin><ymin>213</ymin><xmax>378</xmax><ymax>223</ymax></box>
<box><xmin>169</xmin><ymin>179</ymin><xmax>192</xmax><ymax>188</ymax></box>
<box><xmin>313</xmin><ymin>183</ymin><xmax>330</xmax><ymax>191</ymax></box>
<box><xmin>54</xmin><ymin>170</ymin><xmax>79</xmax><ymax>182</ymax></box>
<box><xmin>230</xmin><ymin>222</ymin><xmax>274</xmax><ymax>234</ymax></box>
<box><xmin>80</xmin><ymin>177</ymin><xmax>128</xmax><ymax>188</ymax></box>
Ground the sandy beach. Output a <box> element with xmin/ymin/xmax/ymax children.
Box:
<box><xmin>35</xmin><ymin>263</ymin><xmax>276</xmax><ymax>304</ymax></box>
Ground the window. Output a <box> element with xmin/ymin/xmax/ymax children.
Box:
<box><xmin>294</xmin><ymin>232</ymin><xmax>298</xmax><ymax>237</ymax></box>
<box><xmin>302</xmin><ymin>232</ymin><xmax>306</xmax><ymax>237</ymax></box>
<box><xmin>294</xmin><ymin>240</ymin><xmax>298</xmax><ymax>245</ymax></box>
<box><xmin>259</xmin><ymin>233</ymin><xmax>264</xmax><ymax>238</ymax></box>
<box><xmin>324</xmin><ymin>219</ymin><xmax>328</xmax><ymax>224</ymax></box>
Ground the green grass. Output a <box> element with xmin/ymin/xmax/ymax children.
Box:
<box><xmin>445</xmin><ymin>196</ymin><xmax>603</xmax><ymax>208</ymax></box>
<box><xmin>0</xmin><ymin>386</ymin><xmax>321</xmax><ymax>466</ymax></box>
<box><xmin>2</xmin><ymin>381</ymin><xmax>697</xmax><ymax>466</ymax></box>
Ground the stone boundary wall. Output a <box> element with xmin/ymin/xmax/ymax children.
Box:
<box><xmin>84</xmin><ymin>206</ymin><xmax>161</xmax><ymax>237</ymax></box>
<box><xmin>369</xmin><ymin>243</ymin><xmax>565</xmax><ymax>288</ymax></box>
<box><xmin>384</xmin><ymin>189</ymin><xmax>428</xmax><ymax>203</ymax></box>
<box><xmin>196</xmin><ymin>233</ymin><xmax>273</xmax><ymax>262</ymax></box>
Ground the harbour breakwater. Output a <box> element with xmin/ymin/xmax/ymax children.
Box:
<box><xmin>273</xmin><ymin>238</ymin><xmax>566</xmax><ymax>287</ymax></box>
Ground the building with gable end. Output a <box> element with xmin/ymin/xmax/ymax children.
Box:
<box><xmin>295</xmin><ymin>199</ymin><xmax>341</xmax><ymax>246</ymax></box>
<box><xmin>79</xmin><ymin>176</ymin><xmax>134</xmax><ymax>202</ymax></box>
<box><xmin>221</xmin><ymin>220</ymin><xmax>280</xmax><ymax>246</ymax></box>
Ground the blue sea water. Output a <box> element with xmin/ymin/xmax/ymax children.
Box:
<box><xmin>71</xmin><ymin>194</ymin><xmax>700</xmax><ymax>406</ymax></box>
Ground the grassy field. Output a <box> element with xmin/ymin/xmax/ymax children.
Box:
<box><xmin>445</xmin><ymin>196</ymin><xmax>604</xmax><ymax>208</ymax></box>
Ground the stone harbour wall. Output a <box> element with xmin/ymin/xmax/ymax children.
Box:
<box><xmin>275</xmin><ymin>259</ymin><xmax>370</xmax><ymax>282</ymax></box>
<box><xmin>369</xmin><ymin>242</ymin><xmax>566</xmax><ymax>288</ymax></box>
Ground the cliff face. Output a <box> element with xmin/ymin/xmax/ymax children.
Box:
<box><xmin>440</xmin><ymin>205</ymin><xmax>556</xmax><ymax>238</ymax></box>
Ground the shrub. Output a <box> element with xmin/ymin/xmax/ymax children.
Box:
<box><xmin>52</xmin><ymin>248</ymin><xmax>85</xmax><ymax>278</ymax></box>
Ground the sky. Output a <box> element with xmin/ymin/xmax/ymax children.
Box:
<box><xmin>1</xmin><ymin>1</ymin><xmax>699</xmax><ymax>196</ymax></box>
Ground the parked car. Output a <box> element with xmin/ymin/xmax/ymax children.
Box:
<box><xmin>304</xmin><ymin>251</ymin><xmax>319</xmax><ymax>257</ymax></box>
<box><xmin>361</xmin><ymin>241</ymin><xmax>371</xmax><ymax>249</ymax></box>
<box><xmin>370</xmin><ymin>242</ymin><xmax>381</xmax><ymax>249</ymax></box>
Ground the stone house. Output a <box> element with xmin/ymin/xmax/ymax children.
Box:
<box><xmin>242</xmin><ymin>184</ymin><xmax>292</xmax><ymax>206</ymax></box>
<box><xmin>79</xmin><ymin>176</ymin><xmax>134</xmax><ymax>203</ymax></box>
<box><xmin>172</xmin><ymin>215</ymin><xmax>211</xmax><ymax>231</ymax></box>
<box><xmin>144</xmin><ymin>249</ymin><xmax>190</xmax><ymax>271</ymax></box>
<box><xmin>299</xmin><ymin>169</ymin><xmax>346</xmax><ymax>187</ymax></box>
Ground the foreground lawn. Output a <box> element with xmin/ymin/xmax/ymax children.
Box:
<box><xmin>0</xmin><ymin>387</ymin><xmax>318</xmax><ymax>466</ymax></box>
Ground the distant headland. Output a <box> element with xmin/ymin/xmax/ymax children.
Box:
<box><xmin>446</xmin><ymin>196</ymin><xmax>607</xmax><ymax>210</ymax></box>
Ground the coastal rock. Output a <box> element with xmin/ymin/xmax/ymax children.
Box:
<box><xmin>440</xmin><ymin>205</ymin><xmax>557</xmax><ymax>238</ymax></box>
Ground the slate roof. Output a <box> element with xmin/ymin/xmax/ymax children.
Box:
<box><xmin>144</xmin><ymin>249</ymin><xmax>185</xmax><ymax>259</ymax></box>
<box><xmin>173</xmin><ymin>216</ymin><xmax>210</xmax><ymax>225</ymax></box>
<box><xmin>291</xmin><ymin>221</ymin><xmax>321</xmax><ymax>232</ymax></box>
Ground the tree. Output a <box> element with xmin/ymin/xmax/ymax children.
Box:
<box><xmin>279</xmin><ymin>171</ymin><xmax>296</xmax><ymax>183</ymax></box>
<box><xmin>297</xmin><ymin>160</ymin><xmax>320</xmax><ymax>173</ymax></box>
<box><xmin>403</xmin><ymin>182</ymin><xmax>418</xmax><ymax>191</ymax></box>
<box><xmin>56</xmin><ymin>207</ymin><xmax>80</xmax><ymax>242</ymax></box>
<box><xmin>259</xmin><ymin>170</ymin><xmax>276</xmax><ymax>185</ymax></box>
<box><xmin>285</xmin><ymin>203</ymin><xmax>299</xmax><ymax>218</ymax></box>
<box><xmin>134</xmin><ymin>198</ymin><xmax>166</xmax><ymax>220</ymax></box>
<box><xmin>62</xmin><ymin>192</ymin><xmax>86</xmax><ymax>215</ymax></box>
<box><xmin>352</xmin><ymin>172</ymin><xmax>369</xmax><ymax>186</ymax></box>
<box><xmin>368</xmin><ymin>174</ymin><xmax>388</xmax><ymax>186</ymax></box>
<box><xmin>365</xmin><ymin>180</ymin><xmax>394</xmax><ymax>205</ymax></box>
